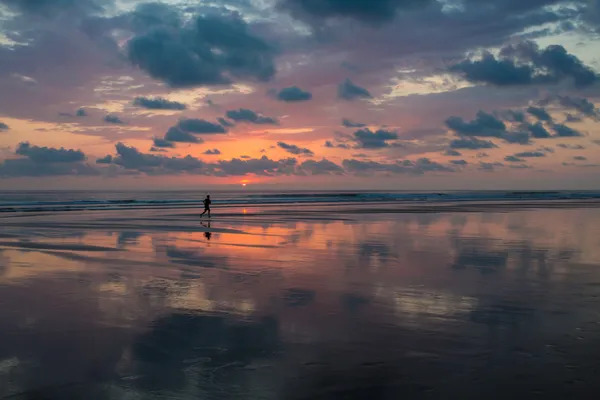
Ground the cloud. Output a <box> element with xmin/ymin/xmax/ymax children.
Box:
<box><xmin>0</xmin><ymin>122</ymin><xmax>9</xmax><ymax>131</ymax></box>
<box><xmin>217</xmin><ymin>118</ymin><xmax>234</xmax><ymax>127</ymax></box>
<box><xmin>0</xmin><ymin>142</ymin><xmax>96</xmax><ymax>177</ymax></box>
<box><xmin>15</xmin><ymin>142</ymin><xmax>86</xmax><ymax>163</ymax></box>
<box><xmin>96</xmin><ymin>155</ymin><xmax>113</xmax><ymax>164</ymax></box>
<box><xmin>449</xmin><ymin>137</ymin><xmax>498</xmax><ymax>150</ymax></box>
<box><xmin>514</xmin><ymin>151</ymin><xmax>546</xmax><ymax>158</ymax></box>
<box><xmin>178</xmin><ymin>118</ymin><xmax>227</xmax><ymax>134</ymax></box>
<box><xmin>104</xmin><ymin>115</ymin><xmax>124</xmax><ymax>124</ymax></box>
<box><xmin>300</xmin><ymin>159</ymin><xmax>344</xmax><ymax>175</ymax></box>
<box><xmin>110</xmin><ymin>143</ymin><xmax>204</xmax><ymax>173</ymax></box>
<box><xmin>565</xmin><ymin>113</ymin><xmax>583</xmax><ymax>123</ymax></box>
<box><xmin>126</xmin><ymin>10</ymin><xmax>277</xmax><ymax>88</ymax></box>
<box><xmin>557</xmin><ymin>143</ymin><xmax>585</xmax><ymax>150</ymax></box>
<box><xmin>276</xmin><ymin>86</ymin><xmax>313</xmax><ymax>102</ymax></box>
<box><xmin>0</xmin><ymin>0</ymin><xmax>111</xmax><ymax>17</ymax></box>
<box><xmin>526</xmin><ymin>106</ymin><xmax>552</xmax><ymax>121</ymax></box>
<box><xmin>524</xmin><ymin>122</ymin><xmax>552</xmax><ymax>139</ymax></box>
<box><xmin>343</xmin><ymin>157</ymin><xmax>453</xmax><ymax>175</ymax></box>
<box><xmin>338</xmin><ymin>79</ymin><xmax>372</xmax><ymax>100</ymax></box>
<box><xmin>450</xmin><ymin>41</ymin><xmax>598</xmax><ymax>88</ymax></box>
<box><xmin>342</xmin><ymin>118</ymin><xmax>366</xmax><ymax>128</ymax></box>
<box><xmin>217</xmin><ymin>156</ymin><xmax>297</xmax><ymax>176</ymax></box>
<box><xmin>153</xmin><ymin>137</ymin><xmax>175</xmax><ymax>148</ymax></box>
<box><xmin>277</xmin><ymin>142</ymin><xmax>314</xmax><ymax>156</ymax></box>
<box><xmin>444</xmin><ymin>149</ymin><xmax>462</xmax><ymax>156</ymax></box>
<box><xmin>555</xmin><ymin>95</ymin><xmax>598</xmax><ymax>118</ymax></box>
<box><xmin>325</xmin><ymin>140</ymin><xmax>351</xmax><ymax>149</ymax></box>
<box><xmin>450</xmin><ymin>160</ymin><xmax>468</xmax><ymax>165</ymax></box>
<box><xmin>573</xmin><ymin>156</ymin><xmax>587</xmax><ymax>161</ymax></box>
<box><xmin>445</xmin><ymin>111</ymin><xmax>530</xmax><ymax>144</ymax></box>
<box><xmin>133</xmin><ymin>97</ymin><xmax>187</xmax><ymax>110</ymax></box>
<box><xmin>203</xmin><ymin>149</ymin><xmax>221</xmax><ymax>155</ymax></box>
<box><xmin>504</xmin><ymin>155</ymin><xmax>525</xmax><ymax>162</ymax></box>
<box><xmin>225</xmin><ymin>108</ymin><xmax>278</xmax><ymax>124</ymax></box>
<box><xmin>551</xmin><ymin>123</ymin><xmax>583</xmax><ymax>137</ymax></box>
<box><xmin>75</xmin><ymin>108</ymin><xmax>87</xmax><ymax>117</ymax></box>
<box><xmin>164</xmin><ymin>127</ymin><xmax>203</xmax><ymax>143</ymax></box>
<box><xmin>277</xmin><ymin>0</ymin><xmax>435</xmax><ymax>26</ymax></box>
<box><xmin>479</xmin><ymin>162</ymin><xmax>504</xmax><ymax>171</ymax></box>
<box><xmin>353</xmin><ymin>128</ymin><xmax>398</xmax><ymax>149</ymax></box>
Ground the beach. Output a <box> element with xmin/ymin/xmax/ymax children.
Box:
<box><xmin>1</xmin><ymin>192</ymin><xmax>600</xmax><ymax>398</ymax></box>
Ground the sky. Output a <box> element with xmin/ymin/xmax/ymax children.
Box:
<box><xmin>0</xmin><ymin>0</ymin><xmax>600</xmax><ymax>190</ymax></box>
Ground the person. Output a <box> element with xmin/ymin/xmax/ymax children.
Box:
<box><xmin>201</xmin><ymin>195</ymin><xmax>211</xmax><ymax>218</ymax></box>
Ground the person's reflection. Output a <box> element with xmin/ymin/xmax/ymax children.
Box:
<box><xmin>201</xmin><ymin>221</ymin><xmax>212</xmax><ymax>241</ymax></box>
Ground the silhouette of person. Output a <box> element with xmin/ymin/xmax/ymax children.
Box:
<box><xmin>200</xmin><ymin>195</ymin><xmax>211</xmax><ymax>218</ymax></box>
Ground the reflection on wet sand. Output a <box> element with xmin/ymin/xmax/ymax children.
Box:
<box><xmin>1</xmin><ymin>205</ymin><xmax>600</xmax><ymax>398</ymax></box>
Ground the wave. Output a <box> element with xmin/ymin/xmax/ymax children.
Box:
<box><xmin>1</xmin><ymin>190</ymin><xmax>600</xmax><ymax>214</ymax></box>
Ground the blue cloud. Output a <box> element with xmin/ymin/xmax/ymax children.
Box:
<box><xmin>276</xmin><ymin>86</ymin><xmax>313</xmax><ymax>102</ymax></box>
<box><xmin>277</xmin><ymin>142</ymin><xmax>314</xmax><ymax>156</ymax></box>
<box><xmin>178</xmin><ymin>118</ymin><xmax>226</xmax><ymax>134</ymax></box>
<box><xmin>225</xmin><ymin>109</ymin><xmax>278</xmax><ymax>124</ymax></box>
<box><xmin>164</xmin><ymin>127</ymin><xmax>203</xmax><ymax>143</ymax></box>
<box><xmin>133</xmin><ymin>97</ymin><xmax>187</xmax><ymax>110</ymax></box>
<box><xmin>338</xmin><ymin>79</ymin><xmax>372</xmax><ymax>100</ymax></box>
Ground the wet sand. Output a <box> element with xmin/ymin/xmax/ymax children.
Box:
<box><xmin>1</xmin><ymin>202</ymin><xmax>600</xmax><ymax>399</ymax></box>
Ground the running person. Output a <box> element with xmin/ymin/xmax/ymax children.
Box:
<box><xmin>201</xmin><ymin>195</ymin><xmax>211</xmax><ymax>218</ymax></box>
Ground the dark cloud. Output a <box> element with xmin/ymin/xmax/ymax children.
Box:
<box><xmin>353</xmin><ymin>128</ymin><xmax>398</xmax><ymax>149</ymax></box>
<box><xmin>16</xmin><ymin>142</ymin><xmax>86</xmax><ymax>163</ymax></box>
<box><xmin>225</xmin><ymin>108</ymin><xmax>278</xmax><ymax>124</ymax></box>
<box><xmin>217</xmin><ymin>117</ymin><xmax>235</xmax><ymax>127</ymax></box>
<box><xmin>524</xmin><ymin>122</ymin><xmax>552</xmax><ymax>138</ymax></box>
<box><xmin>514</xmin><ymin>151</ymin><xmax>546</xmax><ymax>158</ymax></box>
<box><xmin>75</xmin><ymin>108</ymin><xmax>87</xmax><ymax>117</ymax></box>
<box><xmin>0</xmin><ymin>0</ymin><xmax>111</xmax><ymax>17</ymax></box>
<box><xmin>565</xmin><ymin>113</ymin><xmax>583</xmax><ymax>123</ymax></box>
<box><xmin>153</xmin><ymin>137</ymin><xmax>175</xmax><ymax>148</ymax></box>
<box><xmin>178</xmin><ymin>118</ymin><xmax>227</xmax><ymax>134</ymax></box>
<box><xmin>342</xmin><ymin>118</ymin><xmax>366</xmax><ymax>128</ymax></box>
<box><xmin>300</xmin><ymin>159</ymin><xmax>344</xmax><ymax>175</ymax></box>
<box><xmin>551</xmin><ymin>123</ymin><xmax>583</xmax><ymax>137</ymax></box>
<box><xmin>449</xmin><ymin>137</ymin><xmax>498</xmax><ymax>150</ymax></box>
<box><xmin>573</xmin><ymin>156</ymin><xmax>587</xmax><ymax>161</ymax></box>
<box><xmin>96</xmin><ymin>155</ymin><xmax>112</xmax><ymax>164</ymax></box>
<box><xmin>149</xmin><ymin>147</ymin><xmax>168</xmax><ymax>152</ymax></box>
<box><xmin>343</xmin><ymin>157</ymin><xmax>453</xmax><ymax>175</ymax></box>
<box><xmin>450</xmin><ymin>159</ymin><xmax>468</xmax><ymax>165</ymax></box>
<box><xmin>338</xmin><ymin>78</ymin><xmax>372</xmax><ymax>100</ymax></box>
<box><xmin>126</xmin><ymin>10</ymin><xmax>277</xmax><ymax>88</ymax></box>
<box><xmin>445</xmin><ymin>111</ymin><xmax>530</xmax><ymax>144</ymax></box>
<box><xmin>479</xmin><ymin>162</ymin><xmax>504</xmax><ymax>171</ymax></box>
<box><xmin>203</xmin><ymin>149</ymin><xmax>221</xmax><ymax>155</ymax></box>
<box><xmin>133</xmin><ymin>97</ymin><xmax>187</xmax><ymax>110</ymax></box>
<box><xmin>0</xmin><ymin>141</ymin><xmax>97</xmax><ymax>177</ymax></box>
<box><xmin>504</xmin><ymin>155</ymin><xmax>525</xmax><ymax>162</ymax></box>
<box><xmin>277</xmin><ymin>142</ymin><xmax>314</xmax><ymax>156</ymax></box>
<box><xmin>217</xmin><ymin>156</ymin><xmax>297</xmax><ymax>176</ymax></box>
<box><xmin>104</xmin><ymin>115</ymin><xmax>124</xmax><ymax>124</ymax></box>
<box><xmin>111</xmin><ymin>143</ymin><xmax>204</xmax><ymax>173</ymax></box>
<box><xmin>0</xmin><ymin>122</ymin><xmax>9</xmax><ymax>131</ymax></box>
<box><xmin>164</xmin><ymin>127</ymin><xmax>203</xmax><ymax>143</ymax></box>
<box><xmin>277</xmin><ymin>0</ymin><xmax>434</xmax><ymax>26</ymax></box>
<box><xmin>554</xmin><ymin>95</ymin><xmax>598</xmax><ymax>118</ymax></box>
<box><xmin>557</xmin><ymin>143</ymin><xmax>585</xmax><ymax>150</ymax></box>
<box><xmin>526</xmin><ymin>106</ymin><xmax>552</xmax><ymax>121</ymax></box>
<box><xmin>450</xmin><ymin>41</ymin><xmax>598</xmax><ymax>88</ymax></box>
<box><xmin>324</xmin><ymin>140</ymin><xmax>351</xmax><ymax>149</ymax></box>
<box><xmin>276</xmin><ymin>86</ymin><xmax>313</xmax><ymax>102</ymax></box>
<box><xmin>503</xmin><ymin>110</ymin><xmax>526</xmax><ymax>123</ymax></box>
<box><xmin>444</xmin><ymin>149</ymin><xmax>462</xmax><ymax>156</ymax></box>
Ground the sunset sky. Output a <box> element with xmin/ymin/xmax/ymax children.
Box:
<box><xmin>1</xmin><ymin>0</ymin><xmax>600</xmax><ymax>190</ymax></box>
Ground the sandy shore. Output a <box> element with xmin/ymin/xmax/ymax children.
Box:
<box><xmin>1</xmin><ymin>203</ymin><xmax>600</xmax><ymax>398</ymax></box>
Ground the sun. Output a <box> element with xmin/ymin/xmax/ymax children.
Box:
<box><xmin>241</xmin><ymin>179</ymin><xmax>250</xmax><ymax>187</ymax></box>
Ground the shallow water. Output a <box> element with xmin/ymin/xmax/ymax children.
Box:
<box><xmin>1</xmin><ymin>204</ymin><xmax>600</xmax><ymax>399</ymax></box>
